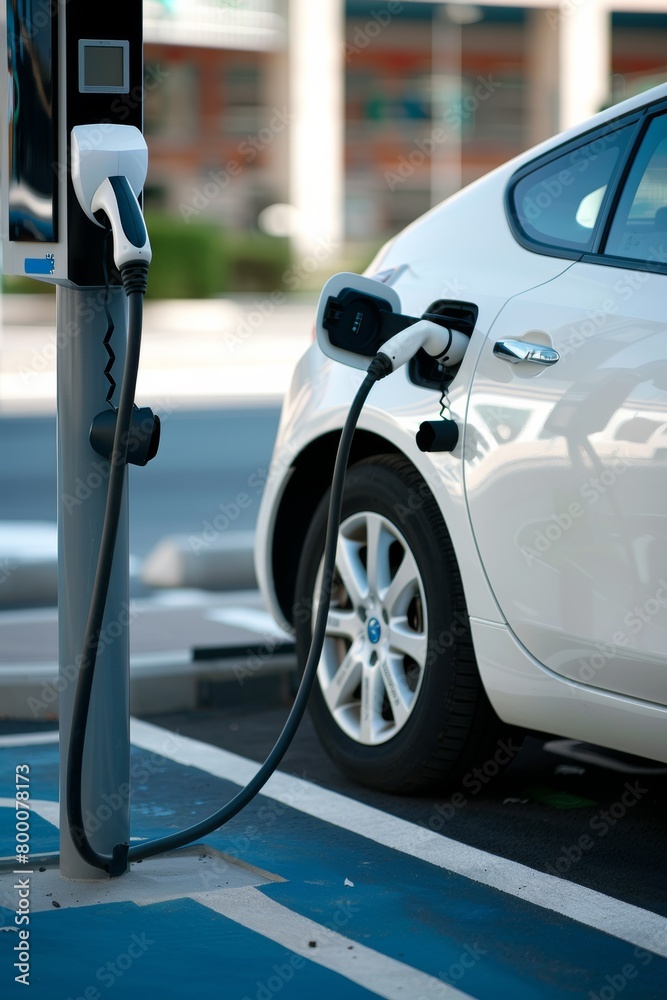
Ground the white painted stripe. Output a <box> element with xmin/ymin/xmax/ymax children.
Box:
<box><xmin>0</xmin><ymin>731</ymin><xmax>59</xmax><ymax>748</ymax></box>
<box><xmin>0</xmin><ymin>797</ymin><xmax>59</xmax><ymax>827</ymax></box>
<box><xmin>545</xmin><ymin>739</ymin><xmax>667</xmax><ymax>775</ymax></box>
<box><xmin>205</xmin><ymin>607</ymin><xmax>292</xmax><ymax>641</ymax></box>
<box><xmin>194</xmin><ymin>885</ymin><xmax>474</xmax><ymax>1000</ymax></box>
<box><xmin>0</xmin><ymin>652</ymin><xmax>191</xmax><ymax>682</ymax></box>
<box><xmin>0</xmin><ymin>608</ymin><xmax>58</xmax><ymax>625</ymax></box>
<box><xmin>130</xmin><ymin>718</ymin><xmax>667</xmax><ymax>959</ymax></box>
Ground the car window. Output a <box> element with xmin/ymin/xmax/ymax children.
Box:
<box><xmin>510</xmin><ymin>126</ymin><xmax>634</xmax><ymax>253</ymax></box>
<box><xmin>605</xmin><ymin>114</ymin><xmax>667</xmax><ymax>265</ymax></box>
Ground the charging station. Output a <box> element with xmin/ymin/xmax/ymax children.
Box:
<box><xmin>1</xmin><ymin>1</ymin><xmax>146</xmax><ymax>880</ymax></box>
<box><xmin>0</xmin><ymin>1</ymin><xmax>471</xmax><ymax>887</ymax></box>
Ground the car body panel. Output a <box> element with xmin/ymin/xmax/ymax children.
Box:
<box><xmin>254</xmin><ymin>163</ymin><xmax>578</xmax><ymax>636</ymax></box>
<box><xmin>255</xmin><ymin>83</ymin><xmax>667</xmax><ymax>768</ymax></box>
<box><xmin>471</xmin><ymin>619</ymin><xmax>667</xmax><ymax>763</ymax></box>
<box><xmin>465</xmin><ymin>261</ymin><xmax>667</xmax><ymax>708</ymax></box>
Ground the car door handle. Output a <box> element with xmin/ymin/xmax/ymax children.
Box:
<box><xmin>493</xmin><ymin>339</ymin><xmax>560</xmax><ymax>367</ymax></box>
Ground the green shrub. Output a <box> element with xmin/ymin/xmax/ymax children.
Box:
<box><xmin>226</xmin><ymin>231</ymin><xmax>291</xmax><ymax>293</ymax></box>
<box><xmin>0</xmin><ymin>216</ymin><xmax>339</xmax><ymax>298</ymax></box>
<box><xmin>144</xmin><ymin>213</ymin><xmax>291</xmax><ymax>298</ymax></box>
<box><xmin>144</xmin><ymin>212</ymin><xmax>230</xmax><ymax>299</ymax></box>
<box><xmin>2</xmin><ymin>275</ymin><xmax>55</xmax><ymax>295</ymax></box>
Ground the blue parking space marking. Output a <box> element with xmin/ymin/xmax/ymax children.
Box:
<box><xmin>0</xmin><ymin>899</ymin><xmax>386</xmax><ymax>1000</ymax></box>
<box><xmin>129</xmin><ymin>722</ymin><xmax>667</xmax><ymax>956</ymax></box>
<box><xmin>189</xmin><ymin>794</ymin><xmax>667</xmax><ymax>1000</ymax></box>
<box><xmin>1</xmin><ymin>730</ymin><xmax>666</xmax><ymax>1000</ymax></box>
<box><xmin>0</xmin><ymin>806</ymin><xmax>58</xmax><ymax>858</ymax></box>
<box><xmin>0</xmin><ymin>738</ymin><xmax>59</xmax><ymax>805</ymax></box>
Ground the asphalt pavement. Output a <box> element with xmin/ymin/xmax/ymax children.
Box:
<box><xmin>145</xmin><ymin>703</ymin><xmax>667</xmax><ymax>921</ymax></box>
<box><xmin>0</xmin><ymin>292</ymin><xmax>313</xmax><ymax>601</ymax></box>
<box><xmin>0</xmin><ymin>406</ymin><xmax>282</xmax><ymax>559</ymax></box>
<box><xmin>1</xmin><ymin>720</ymin><xmax>666</xmax><ymax>1000</ymax></box>
<box><xmin>2</xmin><ymin>294</ymin><xmax>667</xmax><ymax>998</ymax></box>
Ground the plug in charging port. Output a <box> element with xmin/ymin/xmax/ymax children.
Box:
<box><xmin>408</xmin><ymin>300</ymin><xmax>478</xmax><ymax>390</ymax></box>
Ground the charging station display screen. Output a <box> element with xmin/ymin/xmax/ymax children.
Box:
<box><xmin>79</xmin><ymin>40</ymin><xmax>129</xmax><ymax>93</ymax></box>
<box><xmin>6</xmin><ymin>0</ymin><xmax>57</xmax><ymax>243</ymax></box>
<box><xmin>83</xmin><ymin>46</ymin><xmax>124</xmax><ymax>89</ymax></box>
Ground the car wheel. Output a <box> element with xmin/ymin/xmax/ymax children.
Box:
<box><xmin>294</xmin><ymin>454</ymin><xmax>516</xmax><ymax>793</ymax></box>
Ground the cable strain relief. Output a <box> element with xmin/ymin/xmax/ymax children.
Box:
<box><xmin>120</xmin><ymin>261</ymin><xmax>149</xmax><ymax>296</ymax></box>
<box><xmin>367</xmin><ymin>353</ymin><xmax>393</xmax><ymax>380</ymax></box>
<box><xmin>109</xmin><ymin>842</ymin><xmax>130</xmax><ymax>879</ymax></box>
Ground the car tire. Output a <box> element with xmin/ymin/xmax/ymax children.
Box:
<box><xmin>294</xmin><ymin>454</ymin><xmax>518</xmax><ymax>793</ymax></box>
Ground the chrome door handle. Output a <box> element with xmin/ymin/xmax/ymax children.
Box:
<box><xmin>493</xmin><ymin>339</ymin><xmax>560</xmax><ymax>366</ymax></box>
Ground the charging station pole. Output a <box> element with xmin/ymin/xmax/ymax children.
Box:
<box><xmin>56</xmin><ymin>286</ymin><xmax>131</xmax><ymax>880</ymax></box>
<box><xmin>1</xmin><ymin>2</ymin><xmax>146</xmax><ymax>879</ymax></box>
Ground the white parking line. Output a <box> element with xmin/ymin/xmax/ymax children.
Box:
<box><xmin>194</xmin><ymin>885</ymin><xmax>474</xmax><ymax>1000</ymax></box>
<box><xmin>0</xmin><ymin>797</ymin><xmax>59</xmax><ymax>827</ymax></box>
<box><xmin>0</xmin><ymin>732</ymin><xmax>59</xmax><ymax>748</ymax></box>
<box><xmin>130</xmin><ymin>717</ymin><xmax>667</xmax><ymax>960</ymax></box>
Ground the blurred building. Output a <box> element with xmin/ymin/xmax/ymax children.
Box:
<box><xmin>143</xmin><ymin>0</ymin><xmax>667</xmax><ymax>250</ymax></box>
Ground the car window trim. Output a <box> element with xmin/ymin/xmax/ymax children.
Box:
<box><xmin>506</xmin><ymin>111</ymin><xmax>645</xmax><ymax>260</ymax></box>
<box><xmin>597</xmin><ymin>108</ymin><xmax>667</xmax><ymax>271</ymax></box>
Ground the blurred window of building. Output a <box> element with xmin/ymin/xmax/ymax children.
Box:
<box><xmin>222</xmin><ymin>62</ymin><xmax>266</xmax><ymax>134</ymax></box>
<box><xmin>145</xmin><ymin>57</ymin><xmax>200</xmax><ymax>140</ymax></box>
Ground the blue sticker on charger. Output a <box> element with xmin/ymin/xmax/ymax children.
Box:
<box><xmin>25</xmin><ymin>254</ymin><xmax>55</xmax><ymax>275</ymax></box>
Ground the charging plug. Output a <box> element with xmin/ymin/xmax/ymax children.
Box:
<box><xmin>70</xmin><ymin>124</ymin><xmax>152</xmax><ymax>282</ymax></box>
<box><xmin>90</xmin><ymin>175</ymin><xmax>151</xmax><ymax>271</ymax></box>
<box><xmin>376</xmin><ymin>319</ymin><xmax>469</xmax><ymax>373</ymax></box>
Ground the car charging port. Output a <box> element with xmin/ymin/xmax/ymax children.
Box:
<box><xmin>408</xmin><ymin>300</ymin><xmax>478</xmax><ymax>392</ymax></box>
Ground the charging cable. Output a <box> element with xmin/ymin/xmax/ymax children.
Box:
<box><xmin>65</xmin><ymin>200</ymin><xmax>456</xmax><ymax>876</ymax></box>
<box><xmin>66</xmin><ymin>262</ymin><xmax>149</xmax><ymax>877</ymax></box>
<box><xmin>66</xmin><ymin>322</ymin><xmax>392</xmax><ymax>874</ymax></box>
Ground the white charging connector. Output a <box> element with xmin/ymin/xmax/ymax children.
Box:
<box><xmin>70</xmin><ymin>124</ymin><xmax>151</xmax><ymax>273</ymax></box>
<box><xmin>90</xmin><ymin>175</ymin><xmax>152</xmax><ymax>270</ymax></box>
<box><xmin>377</xmin><ymin>318</ymin><xmax>469</xmax><ymax>373</ymax></box>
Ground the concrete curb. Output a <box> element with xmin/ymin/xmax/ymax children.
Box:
<box><xmin>0</xmin><ymin>522</ymin><xmax>58</xmax><ymax>607</ymax></box>
<box><xmin>140</xmin><ymin>530</ymin><xmax>257</xmax><ymax>591</ymax></box>
<box><xmin>0</xmin><ymin>523</ymin><xmax>257</xmax><ymax>606</ymax></box>
<box><xmin>0</xmin><ymin>647</ymin><xmax>296</xmax><ymax>720</ymax></box>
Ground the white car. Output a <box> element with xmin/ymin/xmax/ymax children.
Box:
<box><xmin>255</xmin><ymin>83</ymin><xmax>667</xmax><ymax>793</ymax></box>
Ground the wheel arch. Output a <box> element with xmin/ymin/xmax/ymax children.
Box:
<box><xmin>272</xmin><ymin>430</ymin><xmax>401</xmax><ymax>626</ymax></box>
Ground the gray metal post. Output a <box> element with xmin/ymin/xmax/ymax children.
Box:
<box><xmin>57</xmin><ymin>284</ymin><xmax>131</xmax><ymax>881</ymax></box>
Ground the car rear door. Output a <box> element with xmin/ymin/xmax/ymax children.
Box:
<box><xmin>464</xmin><ymin>110</ymin><xmax>667</xmax><ymax>708</ymax></box>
